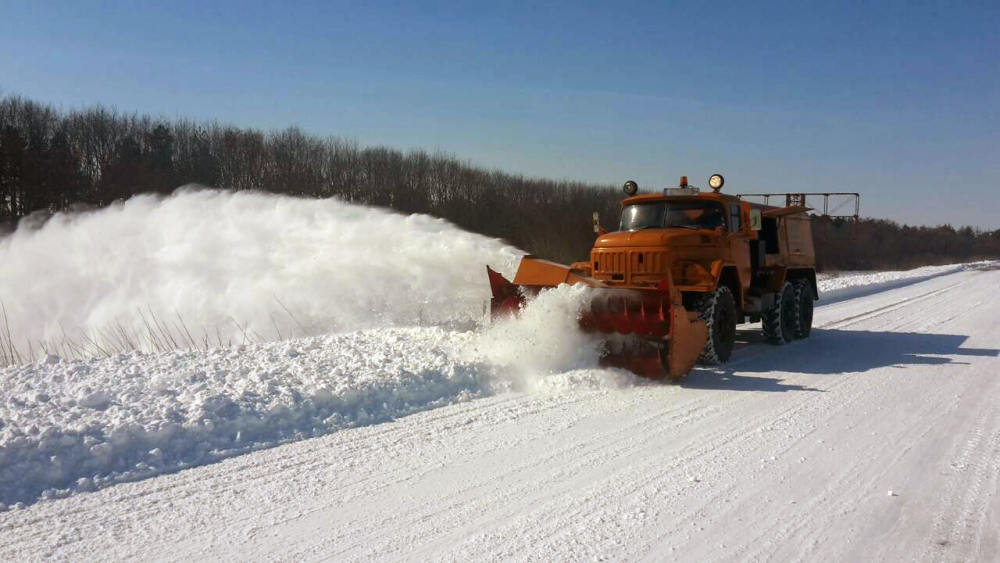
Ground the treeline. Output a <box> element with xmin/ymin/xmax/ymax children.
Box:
<box><xmin>0</xmin><ymin>93</ymin><xmax>618</xmax><ymax>264</ymax></box>
<box><xmin>1</xmin><ymin>93</ymin><xmax>998</xmax><ymax>270</ymax></box>
<box><xmin>812</xmin><ymin>217</ymin><xmax>1000</xmax><ymax>271</ymax></box>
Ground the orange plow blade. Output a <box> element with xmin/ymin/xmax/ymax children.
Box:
<box><xmin>487</xmin><ymin>258</ymin><xmax>707</xmax><ymax>380</ymax></box>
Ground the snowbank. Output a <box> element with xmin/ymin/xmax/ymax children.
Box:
<box><xmin>816</xmin><ymin>261</ymin><xmax>996</xmax><ymax>303</ymax></box>
<box><xmin>0</xmin><ymin>328</ymin><xmax>488</xmax><ymax>505</ymax></box>
<box><xmin>0</xmin><ymin>285</ymin><xmax>620</xmax><ymax>506</ymax></box>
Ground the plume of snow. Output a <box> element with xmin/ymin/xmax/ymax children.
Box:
<box><xmin>463</xmin><ymin>284</ymin><xmax>638</xmax><ymax>391</ymax></box>
<box><xmin>0</xmin><ymin>188</ymin><xmax>522</xmax><ymax>353</ymax></box>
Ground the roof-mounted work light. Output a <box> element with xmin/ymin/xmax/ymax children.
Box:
<box><xmin>709</xmin><ymin>174</ymin><xmax>724</xmax><ymax>192</ymax></box>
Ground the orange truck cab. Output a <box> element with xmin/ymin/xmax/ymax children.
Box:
<box><xmin>576</xmin><ymin>175</ymin><xmax>819</xmax><ymax>364</ymax></box>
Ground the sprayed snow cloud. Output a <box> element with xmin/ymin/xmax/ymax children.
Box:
<box><xmin>463</xmin><ymin>284</ymin><xmax>627</xmax><ymax>391</ymax></box>
<box><xmin>0</xmin><ymin>188</ymin><xmax>522</xmax><ymax>355</ymax></box>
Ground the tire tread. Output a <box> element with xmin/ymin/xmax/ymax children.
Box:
<box><xmin>762</xmin><ymin>281</ymin><xmax>799</xmax><ymax>345</ymax></box>
<box><xmin>696</xmin><ymin>286</ymin><xmax>737</xmax><ymax>364</ymax></box>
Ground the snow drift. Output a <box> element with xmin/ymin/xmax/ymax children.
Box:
<box><xmin>0</xmin><ymin>328</ymin><xmax>485</xmax><ymax>506</ymax></box>
<box><xmin>0</xmin><ymin>285</ymin><xmax>619</xmax><ymax>507</ymax></box>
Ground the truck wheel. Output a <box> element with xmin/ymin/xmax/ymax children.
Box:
<box><xmin>762</xmin><ymin>281</ymin><xmax>800</xmax><ymax>345</ymax></box>
<box><xmin>794</xmin><ymin>279</ymin><xmax>814</xmax><ymax>339</ymax></box>
<box><xmin>696</xmin><ymin>286</ymin><xmax>737</xmax><ymax>364</ymax></box>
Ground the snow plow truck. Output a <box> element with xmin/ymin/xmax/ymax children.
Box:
<box><xmin>487</xmin><ymin>174</ymin><xmax>822</xmax><ymax>380</ymax></box>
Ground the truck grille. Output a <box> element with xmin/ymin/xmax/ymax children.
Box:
<box><xmin>592</xmin><ymin>250</ymin><xmax>668</xmax><ymax>282</ymax></box>
<box><xmin>593</xmin><ymin>250</ymin><xmax>628</xmax><ymax>274</ymax></box>
<box><xmin>592</xmin><ymin>250</ymin><xmax>627</xmax><ymax>275</ymax></box>
<box><xmin>631</xmin><ymin>251</ymin><xmax>667</xmax><ymax>275</ymax></box>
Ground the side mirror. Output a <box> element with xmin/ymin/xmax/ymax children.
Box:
<box><xmin>749</xmin><ymin>209</ymin><xmax>762</xmax><ymax>231</ymax></box>
<box><xmin>592</xmin><ymin>212</ymin><xmax>601</xmax><ymax>234</ymax></box>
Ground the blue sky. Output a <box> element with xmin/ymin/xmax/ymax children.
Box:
<box><xmin>2</xmin><ymin>0</ymin><xmax>997</xmax><ymax>229</ymax></box>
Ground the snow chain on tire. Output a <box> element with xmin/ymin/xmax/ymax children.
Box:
<box><xmin>762</xmin><ymin>281</ymin><xmax>800</xmax><ymax>345</ymax></box>
<box><xmin>695</xmin><ymin>285</ymin><xmax>737</xmax><ymax>364</ymax></box>
<box><xmin>793</xmin><ymin>278</ymin><xmax>814</xmax><ymax>339</ymax></box>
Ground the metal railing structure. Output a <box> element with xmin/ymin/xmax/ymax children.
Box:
<box><xmin>737</xmin><ymin>192</ymin><xmax>861</xmax><ymax>220</ymax></box>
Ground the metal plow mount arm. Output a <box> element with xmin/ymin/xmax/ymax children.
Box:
<box><xmin>487</xmin><ymin>257</ymin><xmax>708</xmax><ymax>380</ymax></box>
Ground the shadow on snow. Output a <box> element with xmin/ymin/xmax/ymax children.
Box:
<box><xmin>680</xmin><ymin>328</ymin><xmax>998</xmax><ymax>392</ymax></box>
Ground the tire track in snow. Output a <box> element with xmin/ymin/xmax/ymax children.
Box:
<box><xmin>460</xmin><ymin>356</ymin><xmax>880</xmax><ymax>561</ymax></box>
<box><xmin>636</xmin><ymin>274</ymin><xmax>990</xmax><ymax>561</ymax></box>
<box><xmin>317</xmin><ymin>389</ymin><xmax>741</xmax><ymax>561</ymax></box>
<box><xmin>692</xmin><ymin>363</ymin><xmax>906</xmax><ymax>562</ymax></box>
<box><xmin>924</xmin><ymin>396</ymin><xmax>1000</xmax><ymax>563</ymax></box>
<box><xmin>0</xmin><ymin>392</ymin><xmax>539</xmax><ymax>558</ymax></box>
<box><xmin>784</xmin><ymin>387</ymin><xmax>963</xmax><ymax>562</ymax></box>
<box><xmin>820</xmin><ymin>281</ymin><xmax>966</xmax><ymax>330</ymax></box>
<box><xmin>153</xmin><ymin>389</ymin><xmax>698</xmax><ymax>562</ymax></box>
<box><xmin>431</xmin><ymin>273</ymin><xmax>990</xmax><ymax>562</ymax></box>
<box><xmin>790</xmin><ymin>277</ymin><xmax>999</xmax><ymax>563</ymax></box>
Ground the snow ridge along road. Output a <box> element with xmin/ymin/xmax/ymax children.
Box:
<box><xmin>0</xmin><ymin>284</ymin><xmax>606</xmax><ymax>507</ymax></box>
<box><xmin>2</xmin><ymin>264</ymin><xmax>998</xmax><ymax>562</ymax></box>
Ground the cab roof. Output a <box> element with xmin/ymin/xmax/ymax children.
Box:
<box><xmin>621</xmin><ymin>191</ymin><xmax>742</xmax><ymax>206</ymax></box>
<box><xmin>620</xmin><ymin>190</ymin><xmax>786</xmax><ymax>213</ymax></box>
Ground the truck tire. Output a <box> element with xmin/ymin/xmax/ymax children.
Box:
<box><xmin>696</xmin><ymin>286</ymin><xmax>737</xmax><ymax>364</ymax></box>
<box><xmin>762</xmin><ymin>281</ymin><xmax>799</xmax><ymax>345</ymax></box>
<box><xmin>794</xmin><ymin>279</ymin><xmax>814</xmax><ymax>339</ymax></box>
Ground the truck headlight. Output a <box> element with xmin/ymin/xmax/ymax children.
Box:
<box><xmin>709</xmin><ymin>174</ymin><xmax>724</xmax><ymax>191</ymax></box>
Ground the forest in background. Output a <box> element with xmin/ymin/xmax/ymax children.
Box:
<box><xmin>2</xmin><ymin>93</ymin><xmax>998</xmax><ymax>271</ymax></box>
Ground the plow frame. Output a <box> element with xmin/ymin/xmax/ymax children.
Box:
<box><xmin>486</xmin><ymin>258</ymin><xmax>707</xmax><ymax>380</ymax></box>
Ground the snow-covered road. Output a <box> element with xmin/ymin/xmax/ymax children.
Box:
<box><xmin>2</xmin><ymin>265</ymin><xmax>999</xmax><ymax>562</ymax></box>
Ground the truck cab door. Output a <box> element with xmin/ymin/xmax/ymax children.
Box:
<box><xmin>729</xmin><ymin>203</ymin><xmax>752</xmax><ymax>290</ymax></box>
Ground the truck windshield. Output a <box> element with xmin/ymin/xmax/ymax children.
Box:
<box><xmin>620</xmin><ymin>201</ymin><xmax>727</xmax><ymax>231</ymax></box>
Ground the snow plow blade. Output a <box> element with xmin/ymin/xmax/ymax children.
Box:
<box><xmin>487</xmin><ymin>257</ymin><xmax>708</xmax><ymax>380</ymax></box>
